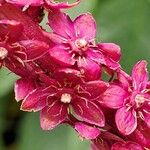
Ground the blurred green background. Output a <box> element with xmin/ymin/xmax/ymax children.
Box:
<box><xmin>0</xmin><ymin>0</ymin><xmax>150</xmax><ymax>149</ymax></box>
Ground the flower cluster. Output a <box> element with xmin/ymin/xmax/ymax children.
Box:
<box><xmin>0</xmin><ymin>1</ymin><xmax>150</xmax><ymax>149</ymax></box>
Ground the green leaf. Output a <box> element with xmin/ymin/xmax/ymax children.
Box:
<box><xmin>0</xmin><ymin>67</ymin><xmax>18</xmax><ymax>97</ymax></box>
<box><xmin>94</xmin><ymin>0</ymin><xmax>150</xmax><ymax>72</ymax></box>
<box><xmin>19</xmin><ymin>113</ymin><xmax>89</xmax><ymax>150</ymax></box>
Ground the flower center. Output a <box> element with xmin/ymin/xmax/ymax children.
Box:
<box><xmin>135</xmin><ymin>94</ymin><xmax>145</xmax><ymax>107</ymax></box>
<box><xmin>0</xmin><ymin>47</ymin><xmax>8</xmax><ymax>60</ymax></box>
<box><xmin>75</xmin><ymin>39</ymin><xmax>87</xmax><ymax>49</ymax></box>
<box><xmin>60</xmin><ymin>93</ymin><xmax>71</xmax><ymax>103</ymax></box>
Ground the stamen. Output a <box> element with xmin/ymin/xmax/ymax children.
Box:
<box><xmin>60</xmin><ymin>93</ymin><xmax>71</xmax><ymax>103</ymax></box>
<box><xmin>0</xmin><ymin>47</ymin><xmax>8</xmax><ymax>59</ymax></box>
<box><xmin>135</xmin><ymin>94</ymin><xmax>145</xmax><ymax>104</ymax></box>
<box><xmin>75</xmin><ymin>39</ymin><xmax>87</xmax><ymax>49</ymax></box>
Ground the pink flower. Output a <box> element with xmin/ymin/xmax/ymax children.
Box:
<box><xmin>101</xmin><ymin>60</ymin><xmax>150</xmax><ymax>135</ymax></box>
<box><xmin>17</xmin><ymin>69</ymin><xmax>108</xmax><ymax>130</ymax></box>
<box><xmin>45</xmin><ymin>10</ymin><xmax>121</xmax><ymax>80</ymax></box>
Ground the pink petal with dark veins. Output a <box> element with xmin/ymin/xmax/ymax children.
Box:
<box><xmin>72</xmin><ymin>97</ymin><xmax>105</xmax><ymax>127</ymax></box>
<box><xmin>15</xmin><ymin>78</ymin><xmax>35</xmax><ymax>102</ymax></box>
<box><xmin>115</xmin><ymin>107</ymin><xmax>137</xmax><ymax>135</ymax></box>
<box><xmin>74</xmin><ymin>13</ymin><xmax>96</xmax><ymax>41</ymax></box>
<box><xmin>75</xmin><ymin>122</ymin><xmax>100</xmax><ymax>139</ymax></box>
<box><xmin>49</xmin><ymin>45</ymin><xmax>75</xmax><ymax>66</ymax></box>
<box><xmin>101</xmin><ymin>85</ymin><xmax>128</xmax><ymax>109</ymax></box>
<box><xmin>132</xmin><ymin>60</ymin><xmax>149</xmax><ymax>91</ymax></box>
<box><xmin>40</xmin><ymin>101</ymin><xmax>68</xmax><ymax>130</ymax></box>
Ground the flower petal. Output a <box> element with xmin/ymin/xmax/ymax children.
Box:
<box><xmin>101</xmin><ymin>85</ymin><xmax>128</xmax><ymax>109</ymax></box>
<box><xmin>85</xmin><ymin>49</ymin><xmax>106</xmax><ymax>65</ymax></box>
<box><xmin>53</xmin><ymin>68</ymin><xmax>83</xmax><ymax>86</ymax></box>
<box><xmin>74</xmin><ymin>13</ymin><xmax>96</xmax><ymax>41</ymax></box>
<box><xmin>104</xmin><ymin>57</ymin><xmax>120</xmax><ymax>70</ymax></box>
<box><xmin>0</xmin><ymin>3</ymin><xmax>47</xmax><ymax>41</ymax></box>
<box><xmin>49</xmin><ymin>45</ymin><xmax>75</xmax><ymax>66</ymax></box>
<box><xmin>72</xmin><ymin>97</ymin><xmax>105</xmax><ymax>127</ymax></box>
<box><xmin>98</xmin><ymin>43</ymin><xmax>121</xmax><ymax>62</ymax></box>
<box><xmin>48</xmin><ymin>10</ymin><xmax>74</xmax><ymax>38</ymax></box>
<box><xmin>25</xmin><ymin>6</ymin><xmax>44</xmax><ymax>23</ymax></box>
<box><xmin>0</xmin><ymin>1</ymin><xmax>5</xmax><ymax>6</ymax></box>
<box><xmin>15</xmin><ymin>78</ymin><xmax>35</xmax><ymax>102</ymax></box>
<box><xmin>143</xmin><ymin>110</ymin><xmax>150</xmax><ymax>128</ymax></box>
<box><xmin>21</xmin><ymin>88</ymin><xmax>49</xmax><ymax>112</ymax></box>
<box><xmin>6</xmin><ymin>0</ymin><xmax>43</xmax><ymax>6</ymax></box>
<box><xmin>0</xmin><ymin>19</ymin><xmax>23</xmax><ymax>42</ymax></box>
<box><xmin>78</xmin><ymin>80</ymin><xmax>109</xmax><ymax>99</ymax></box>
<box><xmin>91</xmin><ymin>139</ymin><xmax>111</xmax><ymax>150</ymax></box>
<box><xmin>129</xmin><ymin>120</ymin><xmax>150</xmax><ymax>148</ymax></box>
<box><xmin>115</xmin><ymin>107</ymin><xmax>137</xmax><ymax>135</ymax></box>
<box><xmin>43</xmin><ymin>32</ymin><xmax>67</xmax><ymax>45</ymax></box>
<box><xmin>78</xmin><ymin>57</ymin><xmax>101</xmax><ymax>81</ymax></box>
<box><xmin>40</xmin><ymin>101</ymin><xmax>67</xmax><ymax>130</ymax></box>
<box><xmin>111</xmin><ymin>141</ymin><xmax>143</xmax><ymax>150</ymax></box>
<box><xmin>132</xmin><ymin>60</ymin><xmax>149</xmax><ymax>91</ymax></box>
<box><xmin>117</xmin><ymin>69</ymin><xmax>131</xmax><ymax>89</ymax></box>
<box><xmin>45</xmin><ymin>0</ymin><xmax>80</xmax><ymax>9</ymax></box>
<box><xmin>75</xmin><ymin>122</ymin><xmax>100</xmax><ymax>139</ymax></box>
<box><xmin>19</xmin><ymin>40</ymin><xmax>49</xmax><ymax>60</ymax></box>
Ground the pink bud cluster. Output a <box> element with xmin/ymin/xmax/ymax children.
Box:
<box><xmin>0</xmin><ymin>1</ymin><xmax>149</xmax><ymax>149</ymax></box>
